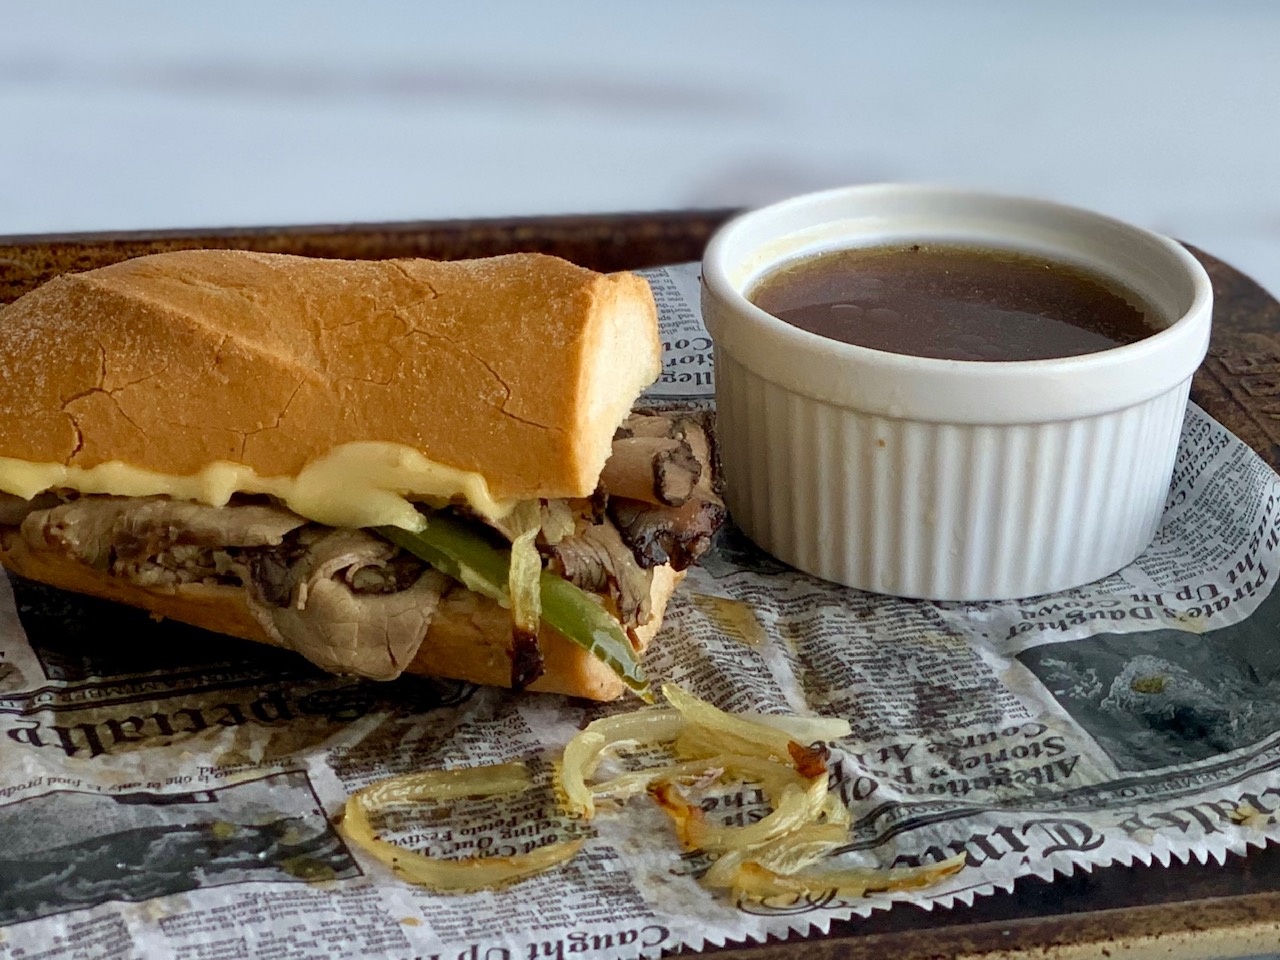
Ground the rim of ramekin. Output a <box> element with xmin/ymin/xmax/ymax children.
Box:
<box><xmin>701</xmin><ymin>184</ymin><xmax>1213</xmax><ymax>424</ymax></box>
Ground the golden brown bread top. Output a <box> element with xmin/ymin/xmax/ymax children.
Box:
<box><xmin>0</xmin><ymin>250</ymin><xmax>660</xmax><ymax>504</ymax></box>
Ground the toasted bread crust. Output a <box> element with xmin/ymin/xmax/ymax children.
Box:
<box><xmin>413</xmin><ymin>566</ymin><xmax>680</xmax><ymax>701</ymax></box>
<box><xmin>0</xmin><ymin>250</ymin><xmax>660</xmax><ymax>502</ymax></box>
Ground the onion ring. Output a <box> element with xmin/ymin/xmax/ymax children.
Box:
<box><xmin>342</xmin><ymin>762</ymin><xmax>582</xmax><ymax>893</ymax></box>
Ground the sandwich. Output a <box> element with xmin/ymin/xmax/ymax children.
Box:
<box><xmin>0</xmin><ymin>250</ymin><xmax>724</xmax><ymax>701</ymax></box>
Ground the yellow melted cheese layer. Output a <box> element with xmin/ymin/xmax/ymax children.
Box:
<box><xmin>0</xmin><ymin>442</ymin><xmax>515</xmax><ymax>530</ymax></box>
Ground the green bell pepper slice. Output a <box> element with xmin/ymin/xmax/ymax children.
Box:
<box><xmin>378</xmin><ymin>511</ymin><xmax>653</xmax><ymax>702</ymax></box>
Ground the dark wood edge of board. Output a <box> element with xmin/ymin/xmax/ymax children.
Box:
<box><xmin>2</xmin><ymin>212</ymin><xmax>1278</xmax><ymax>958</ymax></box>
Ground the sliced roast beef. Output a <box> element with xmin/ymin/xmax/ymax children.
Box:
<box><xmin>246</xmin><ymin>527</ymin><xmax>425</xmax><ymax>608</ymax></box>
<box><xmin>546</xmin><ymin>519</ymin><xmax>654</xmax><ymax>629</ymax></box>
<box><xmin>15</xmin><ymin>497</ymin><xmax>445</xmax><ymax>680</ymax></box>
<box><xmin>600</xmin><ymin>412</ymin><xmax>710</xmax><ymax>507</ymax></box>
<box><xmin>0</xmin><ymin>492</ymin><xmax>62</xmax><ymax>527</ymax></box>
<box><xmin>599</xmin><ymin>434</ymin><xmax>701</xmax><ymax>506</ymax></box>
<box><xmin>606</xmin><ymin>410</ymin><xmax>724</xmax><ymax>570</ymax></box>
<box><xmin>228</xmin><ymin>524</ymin><xmax>449</xmax><ymax>679</ymax></box>
<box><xmin>20</xmin><ymin>496</ymin><xmax>306</xmax><ymax>580</ymax></box>
<box><xmin>247</xmin><ymin>556</ymin><xmax>448</xmax><ymax>681</ymax></box>
<box><xmin>609</xmin><ymin>495</ymin><xmax>726</xmax><ymax>571</ymax></box>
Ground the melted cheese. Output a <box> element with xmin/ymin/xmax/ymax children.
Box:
<box><xmin>0</xmin><ymin>442</ymin><xmax>515</xmax><ymax>530</ymax></box>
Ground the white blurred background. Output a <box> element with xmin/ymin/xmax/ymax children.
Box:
<box><xmin>2</xmin><ymin>1</ymin><xmax>1278</xmax><ymax>293</ymax></box>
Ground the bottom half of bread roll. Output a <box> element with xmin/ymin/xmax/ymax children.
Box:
<box><xmin>0</xmin><ymin>495</ymin><xmax>686</xmax><ymax>702</ymax></box>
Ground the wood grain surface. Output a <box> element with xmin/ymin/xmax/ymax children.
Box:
<box><xmin>1189</xmin><ymin>244</ymin><xmax>1280</xmax><ymax>474</ymax></box>
<box><xmin>0</xmin><ymin>210</ymin><xmax>732</xmax><ymax>305</ymax></box>
<box><xmin>1</xmin><ymin>213</ymin><xmax>1277</xmax><ymax>959</ymax></box>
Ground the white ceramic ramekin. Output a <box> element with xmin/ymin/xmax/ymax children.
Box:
<box><xmin>701</xmin><ymin>185</ymin><xmax>1213</xmax><ymax>601</ymax></box>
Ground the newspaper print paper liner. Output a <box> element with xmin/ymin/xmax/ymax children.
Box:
<box><xmin>0</xmin><ymin>262</ymin><xmax>1277</xmax><ymax>959</ymax></box>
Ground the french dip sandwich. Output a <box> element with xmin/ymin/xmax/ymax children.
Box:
<box><xmin>0</xmin><ymin>250</ymin><xmax>723</xmax><ymax>701</ymax></box>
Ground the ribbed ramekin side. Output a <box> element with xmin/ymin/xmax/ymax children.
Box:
<box><xmin>714</xmin><ymin>346</ymin><xmax>1193</xmax><ymax>600</ymax></box>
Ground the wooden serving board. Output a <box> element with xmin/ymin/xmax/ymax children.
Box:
<box><xmin>1</xmin><ymin>212</ymin><xmax>1278</xmax><ymax>959</ymax></box>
